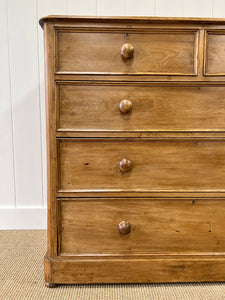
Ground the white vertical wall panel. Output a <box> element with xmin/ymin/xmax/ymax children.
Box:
<box><xmin>0</xmin><ymin>0</ymin><xmax>15</xmax><ymax>207</ymax></box>
<box><xmin>213</xmin><ymin>0</ymin><xmax>225</xmax><ymax>17</ymax></box>
<box><xmin>68</xmin><ymin>0</ymin><xmax>97</xmax><ymax>15</ymax></box>
<box><xmin>7</xmin><ymin>0</ymin><xmax>43</xmax><ymax>207</ymax></box>
<box><xmin>155</xmin><ymin>0</ymin><xmax>183</xmax><ymax>17</ymax></box>
<box><xmin>126</xmin><ymin>0</ymin><xmax>154</xmax><ymax>16</ymax></box>
<box><xmin>38</xmin><ymin>0</ymin><xmax>67</xmax><ymax>208</ymax></box>
<box><xmin>183</xmin><ymin>0</ymin><xmax>213</xmax><ymax>17</ymax></box>
<box><xmin>97</xmin><ymin>0</ymin><xmax>126</xmax><ymax>16</ymax></box>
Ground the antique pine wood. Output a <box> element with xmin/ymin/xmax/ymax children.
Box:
<box><xmin>56</xmin><ymin>83</ymin><xmax>225</xmax><ymax>131</ymax></box>
<box><xmin>57</xmin><ymin>198</ymin><xmax>225</xmax><ymax>255</ymax></box>
<box><xmin>204</xmin><ymin>31</ymin><xmax>225</xmax><ymax>75</ymax></box>
<box><xmin>56</xmin><ymin>30</ymin><xmax>197</xmax><ymax>75</ymax></box>
<box><xmin>58</xmin><ymin>139</ymin><xmax>225</xmax><ymax>192</ymax></box>
<box><xmin>40</xmin><ymin>16</ymin><xmax>225</xmax><ymax>287</ymax></box>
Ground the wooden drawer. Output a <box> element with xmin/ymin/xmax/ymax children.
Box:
<box><xmin>58</xmin><ymin>198</ymin><xmax>225</xmax><ymax>256</ymax></box>
<box><xmin>57</xmin><ymin>83</ymin><xmax>225</xmax><ymax>132</ymax></box>
<box><xmin>205</xmin><ymin>30</ymin><xmax>225</xmax><ymax>76</ymax></box>
<box><xmin>58</xmin><ymin>139</ymin><xmax>225</xmax><ymax>193</ymax></box>
<box><xmin>56</xmin><ymin>29</ymin><xmax>198</xmax><ymax>75</ymax></box>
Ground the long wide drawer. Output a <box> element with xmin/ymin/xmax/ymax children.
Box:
<box><xmin>57</xmin><ymin>198</ymin><xmax>225</xmax><ymax>256</ymax></box>
<box><xmin>56</xmin><ymin>29</ymin><xmax>197</xmax><ymax>75</ymax></box>
<box><xmin>57</xmin><ymin>83</ymin><xmax>225</xmax><ymax>132</ymax></box>
<box><xmin>58</xmin><ymin>139</ymin><xmax>225</xmax><ymax>192</ymax></box>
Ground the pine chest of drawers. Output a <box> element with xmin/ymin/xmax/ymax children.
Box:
<box><xmin>40</xmin><ymin>16</ymin><xmax>225</xmax><ymax>286</ymax></box>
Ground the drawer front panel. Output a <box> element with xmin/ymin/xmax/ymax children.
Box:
<box><xmin>58</xmin><ymin>139</ymin><xmax>225</xmax><ymax>192</ymax></box>
<box><xmin>56</xmin><ymin>30</ymin><xmax>197</xmax><ymax>75</ymax></box>
<box><xmin>205</xmin><ymin>31</ymin><xmax>225</xmax><ymax>75</ymax></box>
<box><xmin>58</xmin><ymin>198</ymin><xmax>225</xmax><ymax>255</ymax></box>
<box><xmin>57</xmin><ymin>83</ymin><xmax>225</xmax><ymax>132</ymax></box>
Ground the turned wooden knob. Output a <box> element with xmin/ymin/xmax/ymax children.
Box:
<box><xmin>119</xmin><ymin>100</ymin><xmax>132</xmax><ymax>114</ymax></box>
<box><xmin>118</xmin><ymin>221</ymin><xmax>131</xmax><ymax>235</ymax></box>
<box><xmin>121</xmin><ymin>43</ymin><xmax>134</xmax><ymax>59</ymax></box>
<box><xmin>119</xmin><ymin>158</ymin><xmax>133</xmax><ymax>173</ymax></box>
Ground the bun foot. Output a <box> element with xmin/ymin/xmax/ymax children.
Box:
<box><xmin>45</xmin><ymin>281</ymin><xmax>58</xmax><ymax>288</ymax></box>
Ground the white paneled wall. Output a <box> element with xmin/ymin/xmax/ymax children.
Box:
<box><xmin>0</xmin><ymin>0</ymin><xmax>15</xmax><ymax>209</ymax></box>
<box><xmin>7</xmin><ymin>0</ymin><xmax>43</xmax><ymax>209</ymax></box>
<box><xmin>97</xmin><ymin>0</ymin><xmax>126</xmax><ymax>16</ymax></box>
<box><xmin>1</xmin><ymin>0</ymin><xmax>224</xmax><ymax>229</ymax></box>
<box><xmin>155</xmin><ymin>0</ymin><xmax>183</xmax><ymax>17</ymax></box>
<box><xmin>126</xmin><ymin>0</ymin><xmax>154</xmax><ymax>16</ymax></box>
<box><xmin>183</xmin><ymin>0</ymin><xmax>212</xmax><ymax>17</ymax></box>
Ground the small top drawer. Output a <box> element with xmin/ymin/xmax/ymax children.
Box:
<box><xmin>205</xmin><ymin>30</ymin><xmax>225</xmax><ymax>76</ymax></box>
<box><xmin>56</xmin><ymin>29</ymin><xmax>198</xmax><ymax>75</ymax></box>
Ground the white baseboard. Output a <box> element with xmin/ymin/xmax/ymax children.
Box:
<box><xmin>0</xmin><ymin>208</ymin><xmax>47</xmax><ymax>229</ymax></box>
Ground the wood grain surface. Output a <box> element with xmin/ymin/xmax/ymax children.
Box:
<box><xmin>56</xmin><ymin>29</ymin><xmax>197</xmax><ymax>75</ymax></box>
<box><xmin>58</xmin><ymin>198</ymin><xmax>225</xmax><ymax>256</ymax></box>
<box><xmin>205</xmin><ymin>30</ymin><xmax>225</xmax><ymax>75</ymax></box>
<box><xmin>45</xmin><ymin>255</ymin><xmax>225</xmax><ymax>283</ymax></box>
<box><xmin>57</xmin><ymin>83</ymin><xmax>225</xmax><ymax>132</ymax></box>
<box><xmin>58</xmin><ymin>139</ymin><xmax>225</xmax><ymax>192</ymax></box>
